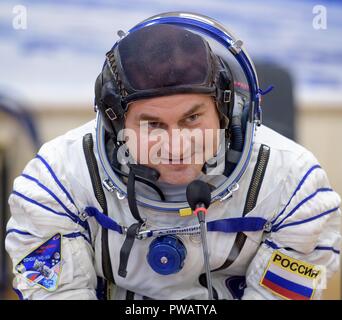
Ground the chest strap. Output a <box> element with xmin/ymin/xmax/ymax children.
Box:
<box><xmin>85</xmin><ymin>206</ymin><xmax>269</xmax><ymax>235</ymax></box>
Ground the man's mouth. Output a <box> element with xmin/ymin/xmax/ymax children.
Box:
<box><xmin>160</xmin><ymin>153</ymin><xmax>197</xmax><ymax>165</ymax></box>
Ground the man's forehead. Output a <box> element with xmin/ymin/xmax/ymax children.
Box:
<box><xmin>137</xmin><ymin>103</ymin><xmax>205</xmax><ymax>121</ymax></box>
<box><xmin>129</xmin><ymin>94</ymin><xmax>213</xmax><ymax>119</ymax></box>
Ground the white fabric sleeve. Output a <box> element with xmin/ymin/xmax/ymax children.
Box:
<box><xmin>5</xmin><ymin>140</ymin><xmax>98</xmax><ymax>300</ymax></box>
<box><xmin>242</xmin><ymin>150</ymin><xmax>341</xmax><ymax>300</ymax></box>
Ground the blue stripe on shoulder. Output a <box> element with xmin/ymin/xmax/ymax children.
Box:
<box><xmin>263</xmin><ymin>239</ymin><xmax>340</xmax><ymax>254</ymax></box>
<box><xmin>35</xmin><ymin>154</ymin><xmax>78</xmax><ymax>210</ymax></box>
<box><xmin>315</xmin><ymin>246</ymin><xmax>340</xmax><ymax>254</ymax></box>
<box><xmin>6</xmin><ymin>229</ymin><xmax>91</xmax><ymax>245</ymax></box>
<box><xmin>21</xmin><ymin>173</ymin><xmax>80</xmax><ymax>222</ymax></box>
<box><xmin>63</xmin><ymin>232</ymin><xmax>91</xmax><ymax>245</ymax></box>
<box><xmin>6</xmin><ymin>229</ymin><xmax>32</xmax><ymax>236</ymax></box>
<box><xmin>274</xmin><ymin>206</ymin><xmax>339</xmax><ymax>231</ymax></box>
<box><xmin>272</xmin><ymin>187</ymin><xmax>333</xmax><ymax>230</ymax></box>
<box><xmin>271</xmin><ymin>165</ymin><xmax>321</xmax><ymax>225</ymax></box>
<box><xmin>12</xmin><ymin>190</ymin><xmax>71</xmax><ymax>218</ymax></box>
<box><xmin>11</xmin><ymin>191</ymin><xmax>89</xmax><ymax>230</ymax></box>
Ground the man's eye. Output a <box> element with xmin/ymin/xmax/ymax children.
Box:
<box><xmin>186</xmin><ymin>114</ymin><xmax>200</xmax><ymax>123</ymax></box>
<box><xmin>148</xmin><ymin>121</ymin><xmax>162</xmax><ymax>129</ymax></box>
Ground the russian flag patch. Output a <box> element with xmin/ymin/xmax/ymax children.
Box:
<box><xmin>260</xmin><ymin>251</ymin><xmax>322</xmax><ymax>300</ymax></box>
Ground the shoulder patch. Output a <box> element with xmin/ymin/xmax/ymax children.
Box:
<box><xmin>260</xmin><ymin>250</ymin><xmax>321</xmax><ymax>300</ymax></box>
<box><xmin>15</xmin><ymin>234</ymin><xmax>62</xmax><ymax>291</ymax></box>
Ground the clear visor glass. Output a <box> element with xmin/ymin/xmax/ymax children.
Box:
<box><xmin>96</xmin><ymin>12</ymin><xmax>258</xmax><ymax>211</ymax></box>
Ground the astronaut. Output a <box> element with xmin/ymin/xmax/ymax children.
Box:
<box><xmin>5</xmin><ymin>12</ymin><xmax>341</xmax><ymax>300</ymax></box>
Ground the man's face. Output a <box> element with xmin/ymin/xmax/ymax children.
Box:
<box><xmin>124</xmin><ymin>94</ymin><xmax>221</xmax><ymax>185</ymax></box>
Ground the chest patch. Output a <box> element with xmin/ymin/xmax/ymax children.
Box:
<box><xmin>260</xmin><ymin>250</ymin><xmax>321</xmax><ymax>300</ymax></box>
<box><xmin>15</xmin><ymin>233</ymin><xmax>62</xmax><ymax>291</ymax></box>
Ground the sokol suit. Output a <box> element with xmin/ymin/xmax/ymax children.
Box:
<box><xmin>5</xmin><ymin>119</ymin><xmax>341</xmax><ymax>299</ymax></box>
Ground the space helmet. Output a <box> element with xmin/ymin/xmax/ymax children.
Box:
<box><xmin>94</xmin><ymin>12</ymin><xmax>262</xmax><ymax>213</ymax></box>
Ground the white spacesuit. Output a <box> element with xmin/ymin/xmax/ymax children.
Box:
<box><xmin>5</xmin><ymin>12</ymin><xmax>341</xmax><ymax>300</ymax></box>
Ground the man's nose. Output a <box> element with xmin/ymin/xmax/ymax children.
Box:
<box><xmin>165</xmin><ymin>126</ymin><xmax>192</xmax><ymax>159</ymax></box>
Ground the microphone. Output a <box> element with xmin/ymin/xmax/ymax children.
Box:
<box><xmin>186</xmin><ymin>180</ymin><xmax>214</xmax><ymax>300</ymax></box>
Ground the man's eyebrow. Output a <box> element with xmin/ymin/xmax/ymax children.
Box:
<box><xmin>137</xmin><ymin>103</ymin><xmax>205</xmax><ymax>121</ymax></box>
<box><xmin>137</xmin><ymin>114</ymin><xmax>163</xmax><ymax>121</ymax></box>
<box><xmin>181</xmin><ymin>103</ymin><xmax>205</xmax><ymax>118</ymax></box>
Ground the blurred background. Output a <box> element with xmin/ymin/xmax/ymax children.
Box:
<box><xmin>0</xmin><ymin>0</ymin><xmax>341</xmax><ymax>300</ymax></box>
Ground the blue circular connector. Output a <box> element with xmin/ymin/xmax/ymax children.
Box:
<box><xmin>147</xmin><ymin>235</ymin><xmax>187</xmax><ymax>275</ymax></box>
